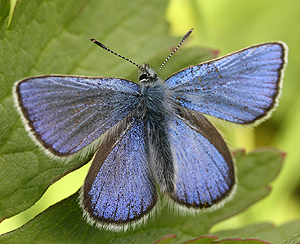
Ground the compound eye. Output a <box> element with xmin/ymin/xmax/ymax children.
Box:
<box><xmin>139</xmin><ymin>73</ymin><xmax>148</xmax><ymax>81</ymax></box>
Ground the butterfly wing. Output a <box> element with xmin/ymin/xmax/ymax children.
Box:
<box><xmin>14</xmin><ymin>75</ymin><xmax>141</xmax><ymax>155</ymax></box>
<box><xmin>165</xmin><ymin>42</ymin><xmax>287</xmax><ymax>124</ymax></box>
<box><xmin>81</xmin><ymin>115</ymin><xmax>157</xmax><ymax>228</ymax></box>
<box><xmin>168</xmin><ymin>107</ymin><xmax>235</xmax><ymax>208</ymax></box>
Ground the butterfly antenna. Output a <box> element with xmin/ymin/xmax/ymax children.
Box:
<box><xmin>155</xmin><ymin>28</ymin><xmax>194</xmax><ymax>75</ymax></box>
<box><xmin>91</xmin><ymin>39</ymin><xmax>150</xmax><ymax>75</ymax></box>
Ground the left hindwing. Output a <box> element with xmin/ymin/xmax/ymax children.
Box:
<box><xmin>165</xmin><ymin>42</ymin><xmax>287</xmax><ymax>124</ymax></box>
<box><xmin>81</xmin><ymin>115</ymin><xmax>157</xmax><ymax>229</ymax></box>
<box><xmin>168</xmin><ymin>107</ymin><xmax>235</xmax><ymax>208</ymax></box>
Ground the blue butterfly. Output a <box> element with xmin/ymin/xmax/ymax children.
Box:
<box><xmin>14</xmin><ymin>29</ymin><xmax>287</xmax><ymax>230</ymax></box>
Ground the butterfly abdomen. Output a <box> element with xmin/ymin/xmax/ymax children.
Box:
<box><xmin>140</xmin><ymin>80</ymin><xmax>175</xmax><ymax>194</ymax></box>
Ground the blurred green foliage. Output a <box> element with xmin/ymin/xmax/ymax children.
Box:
<box><xmin>1</xmin><ymin>0</ymin><xmax>300</xmax><ymax>240</ymax></box>
<box><xmin>166</xmin><ymin>0</ymin><xmax>300</xmax><ymax>231</ymax></box>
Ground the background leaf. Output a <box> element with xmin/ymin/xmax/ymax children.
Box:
<box><xmin>167</xmin><ymin>0</ymin><xmax>300</xmax><ymax>229</ymax></box>
<box><xmin>0</xmin><ymin>0</ymin><xmax>215</xmax><ymax>234</ymax></box>
<box><xmin>1</xmin><ymin>0</ymin><xmax>300</xmax><ymax>242</ymax></box>
<box><xmin>1</xmin><ymin>149</ymin><xmax>292</xmax><ymax>244</ymax></box>
<box><xmin>213</xmin><ymin>220</ymin><xmax>300</xmax><ymax>243</ymax></box>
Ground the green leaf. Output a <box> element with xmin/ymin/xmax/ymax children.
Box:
<box><xmin>0</xmin><ymin>0</ymin><xmax>215</xmax><ymax>225</ymax></box>
<box><xmin>0</xmin><ymin>149</ymin><xmax>285</xmax><ymax>243</ymax></box>
<box><xmin>180</xmin><ymin>236</ymin><xmax>218</xmax><ymax>244</ymax></box>
<box><xmin>213</xmin><ymin>220</ymin><xmax>300</xmax><ymax>243</ymax></box>
<box><xmin>211</xmin><ymin>240</ymin><xmax>269</xmax><ymax>244</ymax></box>
<box><xmin>153</xmin><ymin>234</ymin><xmax>177</xmax><ymax>244</ymax></box>
<box><xmin>280</xmin><ymin>233</ymin><xmax>300</xmax><ymax>244</ymax></box>
<box><xmin>181</xmin><ymin>236</ymin><xmax>218</xmax><ymax>244</ymax></box>
<box><xmin>1</xmin><ymin>0</ymin><xmax>296</xmax><ymax>243</ymax></box>
<box><xmin>0</xmin><ymin>0</ymin><xmax>10</xmax><ymax>35</ymax></box>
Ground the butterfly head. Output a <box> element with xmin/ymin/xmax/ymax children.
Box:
<box><xmin>139</xmin><ymin>64</ymin><xmax>158</xmax><ymax>84</ymax></box>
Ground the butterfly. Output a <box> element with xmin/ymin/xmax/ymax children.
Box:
<box><xmin>14</xmin><ymin>29</ymin><xmax>287</xmax><ymax>231</ymax></box>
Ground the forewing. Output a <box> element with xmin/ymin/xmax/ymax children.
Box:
<box><xmin>165</xmin><ymin>42</ymin><xmax>287</xmax><ymax>124</ymax></box>
<box><xmin>81</xmin><ymin>116</ymin><xmax>157</xmax><ymax>227</ymax></box>
<box><xmin>168</xmin><ymin>107</ymin><xmax>235</xmax><ymax>208</ymax></box>
<box><xmin>14</xmin><ymin>75</ymin><xmax>140</xmax><ymax>155</ymax></box>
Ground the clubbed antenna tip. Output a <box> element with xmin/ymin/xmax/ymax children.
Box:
<box><xmin>155</xmin><ymin>28</ymin><xmax>194</xmax><ymax>75</ymax></box>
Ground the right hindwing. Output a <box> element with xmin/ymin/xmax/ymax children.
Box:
<box><xmin>168</xmin><ymin>106</ymin><xmax>235</xmax><ymax>209</ymax></box>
